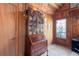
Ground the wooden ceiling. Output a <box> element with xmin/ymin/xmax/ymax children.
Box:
<box><xmin>27</xmin><ymin>3</ymin><xmax>62</xmax><ymax>15</ymax></box>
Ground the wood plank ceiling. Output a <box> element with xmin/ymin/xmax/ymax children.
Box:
<box><xmin>27</xmin><ymin>3</ymin><xmax>62</xmax><ymax>15</ymax></box>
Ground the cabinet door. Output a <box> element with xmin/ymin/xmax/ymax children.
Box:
<box><xmin>0</xmin><ymin>4</ymin><xmax>16</xmax><ymax>56</ymax></box>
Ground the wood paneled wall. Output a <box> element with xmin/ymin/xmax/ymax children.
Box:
<box><xmin>18</xmin><ymin>12</ymin><xmax>26</xmax><ymax>56</ymax></box>
<box><xmin>53</xmin><ymin>4</ymin><xmax>79</xmax><ymax>48</ymax></box>
<box><xmin>53</xmin><ymin>10</ymin><xmax>71</xmax><ymax>47</ymax></box>
<box><xmin>0</xmin><ymin>4</ymin><xmax>26</xmax><ymax>56</ymax></box>
<box><xmin>44</xmin><ymin>14</ymin><xmax>53</xmax><ymax>45</ymax></box>
<box><xmin>53</xmin><ymin>4</ymin><xmax>72</xmax><ymax>48</ymax></box>
<box><xmin>70</xmin><ymin>8</ymin><xmax>79</xmax><ymax>41</ymax></box>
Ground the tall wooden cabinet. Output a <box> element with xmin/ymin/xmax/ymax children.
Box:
<box><xmin>25</xmin><ymin>7</ymin><xmax>48</xmax><ymax>56</ymax></box>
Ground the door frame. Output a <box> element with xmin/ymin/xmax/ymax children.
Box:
<box><xmin>53</xmin><ymin>10</ymin><xmax>72</xmax><ymax>48</ymax></box>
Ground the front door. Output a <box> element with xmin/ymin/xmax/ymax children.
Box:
<box><xmin>53</xmin><ymin>18</ymin><xmax>67</xmax><ymax>46</ymax></box>
<box><xmin>0</xmin><ymin>4</ymin><xmax>17</xmax><ymax>56</ymax></box>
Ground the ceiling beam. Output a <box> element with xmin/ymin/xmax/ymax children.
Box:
<box><xmin>26</xmin><ymin>3</ymin><xmax>62</xmax><ymax>15</ymax></box>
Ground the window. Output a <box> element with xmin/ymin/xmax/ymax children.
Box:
<box><xmin>56</xmin><ymin>19</ymin><xmax>66</xmax><ymax>39</ymax></box>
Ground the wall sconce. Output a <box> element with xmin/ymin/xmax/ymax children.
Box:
<box><xmin>48</xmin><ymin>24</ymin><xmax>51</xmax><ymax>30</ymax></box>
<box><xmin>44</xmin><ymin>18</ymin><xmax>47</xmax><ymax>26</ymax></box>
<box><xmin>44</xmin><ymin>23</ymin><xmax>47</xmax><ymax>26</ymax></box>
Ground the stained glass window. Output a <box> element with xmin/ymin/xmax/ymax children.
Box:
<box><xmin>56</xmin><ymin>19</ymin><xmax>66</xmax><ymax>39</ymax></box>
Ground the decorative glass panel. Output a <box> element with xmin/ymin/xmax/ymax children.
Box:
<box><xmin>56</xmin><ymin>19</ymin><xmax>66</xmax><ymax>39</ymax></box>
<box><xmin>27</xmin><ymin>9</ymin><xmax>44</xmax><ymax>35</ymax></box>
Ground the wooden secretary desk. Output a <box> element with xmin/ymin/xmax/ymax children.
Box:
<box><xmin>24</xmin><ymin>7</ymin><xmax>48</xmax><ymax>56</ymax></box>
